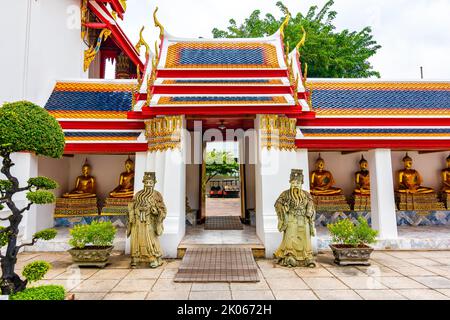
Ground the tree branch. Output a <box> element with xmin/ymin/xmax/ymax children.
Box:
<box><xmin>19</xmin><ymin>202</ymin><xmax>34</xmax><ymax>215</ymax></box>
<box><xmin>0</xmin><ymin>215</ymin><xmax>12</xmax><ymax>221</ymax></box>
<box><xmin>15</xmin><ymin>238</ymin><xmax>37</xmax><ymax>253</ymax></box>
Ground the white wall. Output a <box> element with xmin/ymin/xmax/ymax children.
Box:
<box><xmin>186</xmin><ymin>164</ymin><xmax>200</xmax><ymax>210</ymax></box>
<box><xmin>0</xmin><ymin>0</ymin><xmax>87</xmax><ymax>106</ymax></box>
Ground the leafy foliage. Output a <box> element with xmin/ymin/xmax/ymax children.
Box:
<box><xmin>212</xmin><ymin>0</ymin><xmax>381</xmax><ymax>78</ymax></box>
<box><xmin>0</xmin><ymin>101</ymin><xmax>65</xmax><ymax>158</ymax></box>
<box><xmin>327</xmin><ymin>216</ymin><xmax>378</xmax><ymax>246</ymax></box>
<box><xmin>33</xmin><ymin>229</ymin><xmax>57</xmax><ymax>241</ymax></box>
<box><xmin>0</xmin><ymin>180</ymin><xmax>13</xmax><ymax>192</ymax></box>
<box><xmin>69</xmin><ymin>221</ymin><xmax>117</xmax><ymax>249</ymax></box>
<box><xmin>26</xmin><ymin>190</ymin><xmax>56</xmax><ymax>204</ymax></box>
<box><xmin>21</xmin><ymin>261</ymin><xmax>51</xmax><ymax>283</ymax></box>
<box><xmin>205</xmin><ymin>150</ymin><xmax>239</xmax><ymax>183</ymax></box>
<box><xmin>28</xmin><ymin>177</ymin><xmax>58</xmax><ymax>190</ymax></box>
<box><xmin>9</xmin><ymin>285</ymin><xmax>65</xmax><ymax>300</ymax></box>
<box><xmin>0</xmin><ymin>227</ymin><xmax>9</xmax><ymax>248</ymax></box>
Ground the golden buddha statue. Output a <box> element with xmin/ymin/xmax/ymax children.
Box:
<box><xmin>310</xmin><ymin>154</ymin><xmax>343</xmax><ymax>196</ymax></box>
<box><xmin>397</xmin><ymin>153</ymin><xmax>434</xmax><ymax>194</ymax></box>
<box><xmin>109</xmin><ymin>157</ymin><xmax>135</xmax><ymax>198</ymax></box>
<box><xmin>354</xmin><ymin>155</ymin><xmax>370</xmax><ymax>195</ymax></box>
<box><xmin>441</xmin><ymin>155</ymin><xmax>450</xmax><ymax>194</ymax></box>
<box><xmin>63</xmin><ymin>160</ymin><xmax>96</xmax><ymax>199</ymax></box>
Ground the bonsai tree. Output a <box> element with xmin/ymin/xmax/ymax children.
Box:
<box><xmin>327</xmin><ymin>217</ymin><xmax>378</xmax><ymax>247</ymax></box>
<box><xmin>0</xmin><ymin>101</ymin><xmax>65</xmax><ymax>294</ymax></box>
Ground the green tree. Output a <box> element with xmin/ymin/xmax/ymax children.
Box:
<box><xmin>212</xmin><ymin>0</ymin><xmax>381</xmax><ymax>78</ymax></box>
<box><xmin>0</xmin><ymin>101</ymin><xmax>65</xmax><ymax>295</ymax></box>
<box><xmin>205</xmin><ymin>150</ymin><xmax>239</xmax><ymax>184</ymax></box>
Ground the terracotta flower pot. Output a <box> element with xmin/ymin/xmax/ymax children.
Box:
<box><xmin>68</xmin><ymin>246</ymin><xmax>113</xmax><ymax>268</ymax></box>
<box><xmin>329</xmin><ymin>244</ymin><xmax>374</xmax><ymax>266</ymax></box>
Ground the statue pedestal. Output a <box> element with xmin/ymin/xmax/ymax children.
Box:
<box><xmin>396</xmin><ymin>192</ymin><xmax>445</xmax><ymax>211</ymax></box>
<box><xmin>441</xmin><ymin>193</ymin><xmax>450</xmax><ymax>210</ymax></box>
<box><xmin>352</xmin><ymin>194</ymin><xmax>371</xmax><ymax>211</ymax></box>
<box><xmin>312</xmin><ymin>194</ymin><xmax>350</xmax><ymax>212</ymax></box>
<box><xmin>101</xmin><ymin>197</ymin><xmax>132</xmax><ymax>216</ymax></box>
<box><xmin>54</xmin><ymin>197</ymin><xmax>99</xmax><ymax>218</ymax></box>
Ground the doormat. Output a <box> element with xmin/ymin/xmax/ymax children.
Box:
<box><xmin>174</xmin><ymin>247</ymin><xmax>259</xmax><ymax>282</ymax></box>
<box><xmin>205</xmin><ymin>216</ymin><xmax>243</xmax><ymax>230</ymax></box>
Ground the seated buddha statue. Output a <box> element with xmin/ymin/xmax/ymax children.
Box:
<box><xmin>441</xmin><ymin>155</ymin><xmax>450</xmax><ymax>194</ymax></box>
<box><xmin>397</xmin><ymin>153</ymin><xmax>434</xmax><ymax>194</ymax></box>
<box><xmin>310</xmin><ymin>155</ymin><xmax>343</xmax><ymax>196</ymax></box>
<box><xmin>63</xmin><ymin>160</ymin><xmax>96</xmax><ymax>199</ymax></box>
<box><xmin>354</xmin><ymin>155</ymin><xmax>370</xmax><ymax>195</ymax></box>
<box><xmin>109</xmin><ymin>157</ymin><xmax>135</xmax><ymax>198</ymax></box>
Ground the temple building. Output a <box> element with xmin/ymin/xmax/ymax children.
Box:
<box><xmin>2</xmin><ymin>0</ymin><xmax>450</xmax><ymax>257</ymax></box>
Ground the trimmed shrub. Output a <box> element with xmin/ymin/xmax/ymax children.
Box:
<box><xmin>69</xmin><ymin>221</ymin><xmax>116</xmax><ymax>249</ymax></box>
<box><xmin>22</xmin><ymin>261</ymin><xmax>51</xmax><ymax>283</ymax></box>
<box><xmin>9</xmin><ymin>285</ymin><xmax>65</xmax><ymax>300</ymax></box>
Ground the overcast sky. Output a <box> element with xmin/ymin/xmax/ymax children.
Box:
<box><xmin>107</xmin><ymin>0</ymin><xmax>450</xmax><ymax>80</ymax></box>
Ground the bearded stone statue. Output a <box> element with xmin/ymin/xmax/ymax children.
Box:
<box><xmin>127</xmin><ymin>172</ymin><xmax>167</xmax><ymax>268</ymax></box>
<box><xmin>274</xmin><ymin>169</ymin><xmax>316</xmax><ymax>268</ymax></box>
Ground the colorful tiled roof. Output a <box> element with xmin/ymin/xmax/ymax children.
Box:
<box><xmin>300</xmin><ymin>127</ymin><xmax>450</xmax><ymax>138</ymax></box>
<box><xmin>308</xmin><ymin>80</ymin><xmax>450</xmax><ymax>117</ymax></box>
<box><xmin>64</xmin><ymin>131</ymin><xmax>142</xmax><ymax>141</ymax></box>
<box><xmin>45</xmin><ymin>81</ymin><xmax>135</xmax><ymax>119</ymax></box>
<box><xmin>160</xmin><ymin>79</ymin><xmax>285</xmax><ymax>85</ymax></box>
<box><xmin>156</xmin><ymin>95</ymin><xmax>288</xmax><ymax>105</ymax></box>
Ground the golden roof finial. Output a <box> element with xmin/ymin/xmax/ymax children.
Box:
<box><xmin>279</xmin><ymin>13</ymin><xmax>290</xmax><ymax>41</ymax></box>
<box><xmin>153</xmin><ymin>7</ymin><xmax>164</xmax><ymax>40</ymax></box>
<box><xmin>295</xmin><ymin>26</ymin><xmax>307</xmax><ymax>52</ymax></box>
<box><xmin>135</xmin><ymin>26</ymin><xmax>150</xmax><ymax>58</ymax></box>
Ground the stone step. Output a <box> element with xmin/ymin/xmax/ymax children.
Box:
<box><xmin>177</xmin><ymin>243</ymin><xmax>265</xmax><ymax>259</ymax></box>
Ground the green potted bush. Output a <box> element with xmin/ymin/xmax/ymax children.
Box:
<box><xmin>327</xmin><ymin>216</ymin><xmax>378</xmax><ymax>266</ymax></box>
<box><xmin>68</xmin><ymin>221</ymin><xmax>116</xmax><ymax>267</ymax></box>
<box><xmin>8</xmin><ymin>260</ymin><xmax>69</xmax><ymax>300</ymax></box>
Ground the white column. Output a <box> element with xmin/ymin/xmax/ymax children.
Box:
<box><xmin>254</xmin><ymin>116</ymin><xmax>311</xmax><ymax>258</ymax></box>
<box><xmin>368</xmin><ymin>149</ymin><xmax>398</xmax><ymax>239</ymax></box>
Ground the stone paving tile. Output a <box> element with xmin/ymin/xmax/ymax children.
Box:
<box><xmin>436</xmin><ymin>289</ymin><xmax>450</xmax><ymax>297</ymax></box>
<box><xmin>164</xmin><ymin>260</ymin><xmax>181</xmax><ymax>269</ymax></box>
<box><xmin>372</xmin><ymin>259</ymin><xmax>415</xmax><ymax>267</ymax></box>
<box><xmin>266</xmin><ymin>278</ymin><xmax>309</xmax><ymax>290</ymax></box>
<box><xmin>33</xmin><ymin>279</ymin><xmax>80</xmax><ymax>292</ymax></box>
<box><xmin>422</xmin><ymin>266</ymin><xmax>450</xmax><ymax>276</ymax></box>
<box><xmin>272</xmin><ymin>290</ymin><xmax>318</xmax><ymax>300</ymax></box>
<box><xmin>338</xmin><ymin>277</ymin><xmax>387</xmax><ymax>290</ymax></box>
<box><xmin>42</xmin><ymin>268</ymin><xmax>67</xmax><ymax>280</ymax></box>
<box><xmin>417</xmin><ymin>251</ymin><xmax>450</xmax><ymax>258</ymax></box>
<box><xmin>390</xmin><ymin>265</ymin><xmax>437</xmax><ymax>276</ymax></box>
<box><xmin>103</xmin><ymin>292</ymin><xmax>148</xmax><ymax>300</ymax></box>
<box><xmin>159</xmin><ymin>268</ymin><xmax>178</xmax><ymax>279</ymax></box>
<box><xmin>124</xmin><ymin>268</ymin><xmax>163</xmax><ymax>280</ymax></box>
<box><xmin>191</xmin><ymin>283</ymin><xmax>230</xmax><ymax>291</ymax></box>
<box><xmin>386</xmin><ymin>251</ymin><xmax>425</xmax><ymax>259</ymax></box>
<box><xmin>112</xmin><ymin>279</ymin><xmax>156</xmax><ymax>292</ymax></box>
<box><xmin>355</xmin><ymin>289</ymin><xmax>406</xmax><ymax>300</ymax></box>
<box><xmin>302</xmin><ymin>277</ymin><xmax>348</xmax><ymax>290</ymax></box>
<box><xmin>17</xmin><ymin>253</ymin><xmax>42</xmax><ymax>263</ymax></box>
<box><xmin>325</xmin><ymin>267</ymin><xmax>367</xmax><ymax>277</ymax></box>
<box><xmin>294</xmin><ymin>267</ymin><xmax>334</xmax><ymax>278</ymax></box>
<box><xmin>403</xmin><ymin>258</ymin><xmax>443</xmax><ymax>267</ymax></box>
<box><xmin>230</xmin><ymin>280</ymin><xmax>270</xmax><ymax>291</ymax></box>
<box><xmin>189</xmin><ymin>290</ymin><xmax>232</xmax><ymax>300</ymax></box>
<box><xmin>74</xmin><ymin>292</ymin><xmax>107</xmax><ymax>300</ymax></box>
<box><xmin>376</xmin><ymin>277</ymin><xmax>427</xmax><ymax>289</ymax></box>
<box><xmin>313</xmin><ymin>290</ymin><xmax>362</xmax><ymax>300</ymax></box>
<box><xmin>432</xmin><ymin>258</ymin><xmax>450</xmax><ymax>265</ymax></box>
<box><xmin>395</xmin><ymin>289</ymin><xmax>449</xmax><ymax>300</ymax></box>
<box><xmin>89</xmin><ymin>269</ymin><xmax>130</xmax><ymax>280</ymax></box>
<box><xmin>356</xmin><ymin>265</ymin><xmax>402</xmax><ymax>277</ymax></box>
<box><xmin>146</xmin><ymin>291</ymin><xmax>190</xmax><ymax>300</ymax></box>
<box><xmin>256</xmin><ymin>260</ymin><xmax>276</xmax><ymax>269</ymax></box>
<box><xmin>55</xmin><ymin>267</ymin><xmax>98</xmax><ymax>280</ymax></box>
<box><xmin>231</xmin><ymin>290</ymin><xmax>275</xmax><ymax>300</ymax></box>
<box><xmin>71</xmin><ymin>279</ymin><xmax>120</xmax><ymax>293</ymax></box>
<box><xmin>152</xmin><ymin>278</ymin><xmax>193</xmax><ymax>291</ymax></box>
<box><xmin>411</xmin><ymin>276</ymin><xmax>450</xmax><ymax>289</ymax></box>
<box><xmin>259</xmin><ymin>267</ymin><xmax>298</xmax><ymax>279</ymax></box>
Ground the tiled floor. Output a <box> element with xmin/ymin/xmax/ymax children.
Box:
<box><xmin>206</xmin><ymin>198</ymin><xmax>241</xmax><ymax>217</ymax></box>
<box><xmin>15</xmin><ymin>250</ymin><xmax>450</xmax><ymax>300</ymax></box>
<box><xmin>180</xmin><ymin>224</ymin><xmax>262</xmax><ymax>245</ymax></box>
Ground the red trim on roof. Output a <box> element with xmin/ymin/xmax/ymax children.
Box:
<box><xmin>64</xmin><ymin>143</ymin><xmax>148</xmax><ymax>154</ymax></box>
<box><xmin>88</xmin><ymin>1</ymin><xmax>144</xmax><ymax>73</ymax></box>
<box><xmin>298</xmin><ymin>118</ymin><xmax>450</xmax><ymax>127</ymax></box>
<box><xmin>295</xmin><ymin>139</ymin><xmax>450</xmax><ymax>150</ymax></box>
<box><xmin>156</xmin><ymin>70</ymin><xmax>289</xmax><ymax>78</ymax></box>
<box><xmin>60</xmin><ymin>121</ymin><xmax>145</xmax><ymax>130</ymax></box>
<box><xmin>141</xmin><ymin>106</ymin><xmax>304</xmax><ymax>117</ymax></box>
<box><xmin>152</xmin><ymin>85</ymin><xmax>293</xmax><ymax>95</ymax></box>
<box><xmin>97</xmin><ymin>0</ymin><xmax>126</xmax><ymax>19</ymax></box>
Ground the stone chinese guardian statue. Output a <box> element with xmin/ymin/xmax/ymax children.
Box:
<box><xmin>127</xmin><ymin>172</ymin><xmax>167</xmax><ymax>268</ymax></box>
<box><xmin>274</xmin><ymin>169</ymin><xmax>316</xmax><ymax>268</ymax></box>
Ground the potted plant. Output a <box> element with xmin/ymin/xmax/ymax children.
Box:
<box><xmin>327</xmin><ymin>216</ymin><xmax>378</xmax><ymax>266</ymax></box>
<box><xmin>8</xmin><ymin>260</ymin><xmax>70</xmax><ymax>300</ymax></box>
<box><xmin>68</xmin><ymin>221</ymin><xmax>116</xmax><ymax>268</ymax></box>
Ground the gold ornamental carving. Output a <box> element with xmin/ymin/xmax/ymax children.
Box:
<box><xmin>145</xmin><ymin>116</ymin><xmax>182</xmax><ymax>152</ymax></box>
<box><xmin>260</xmin><ymin>115</ymin><xmax>297</xmax><ymax>151</ymax></box>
